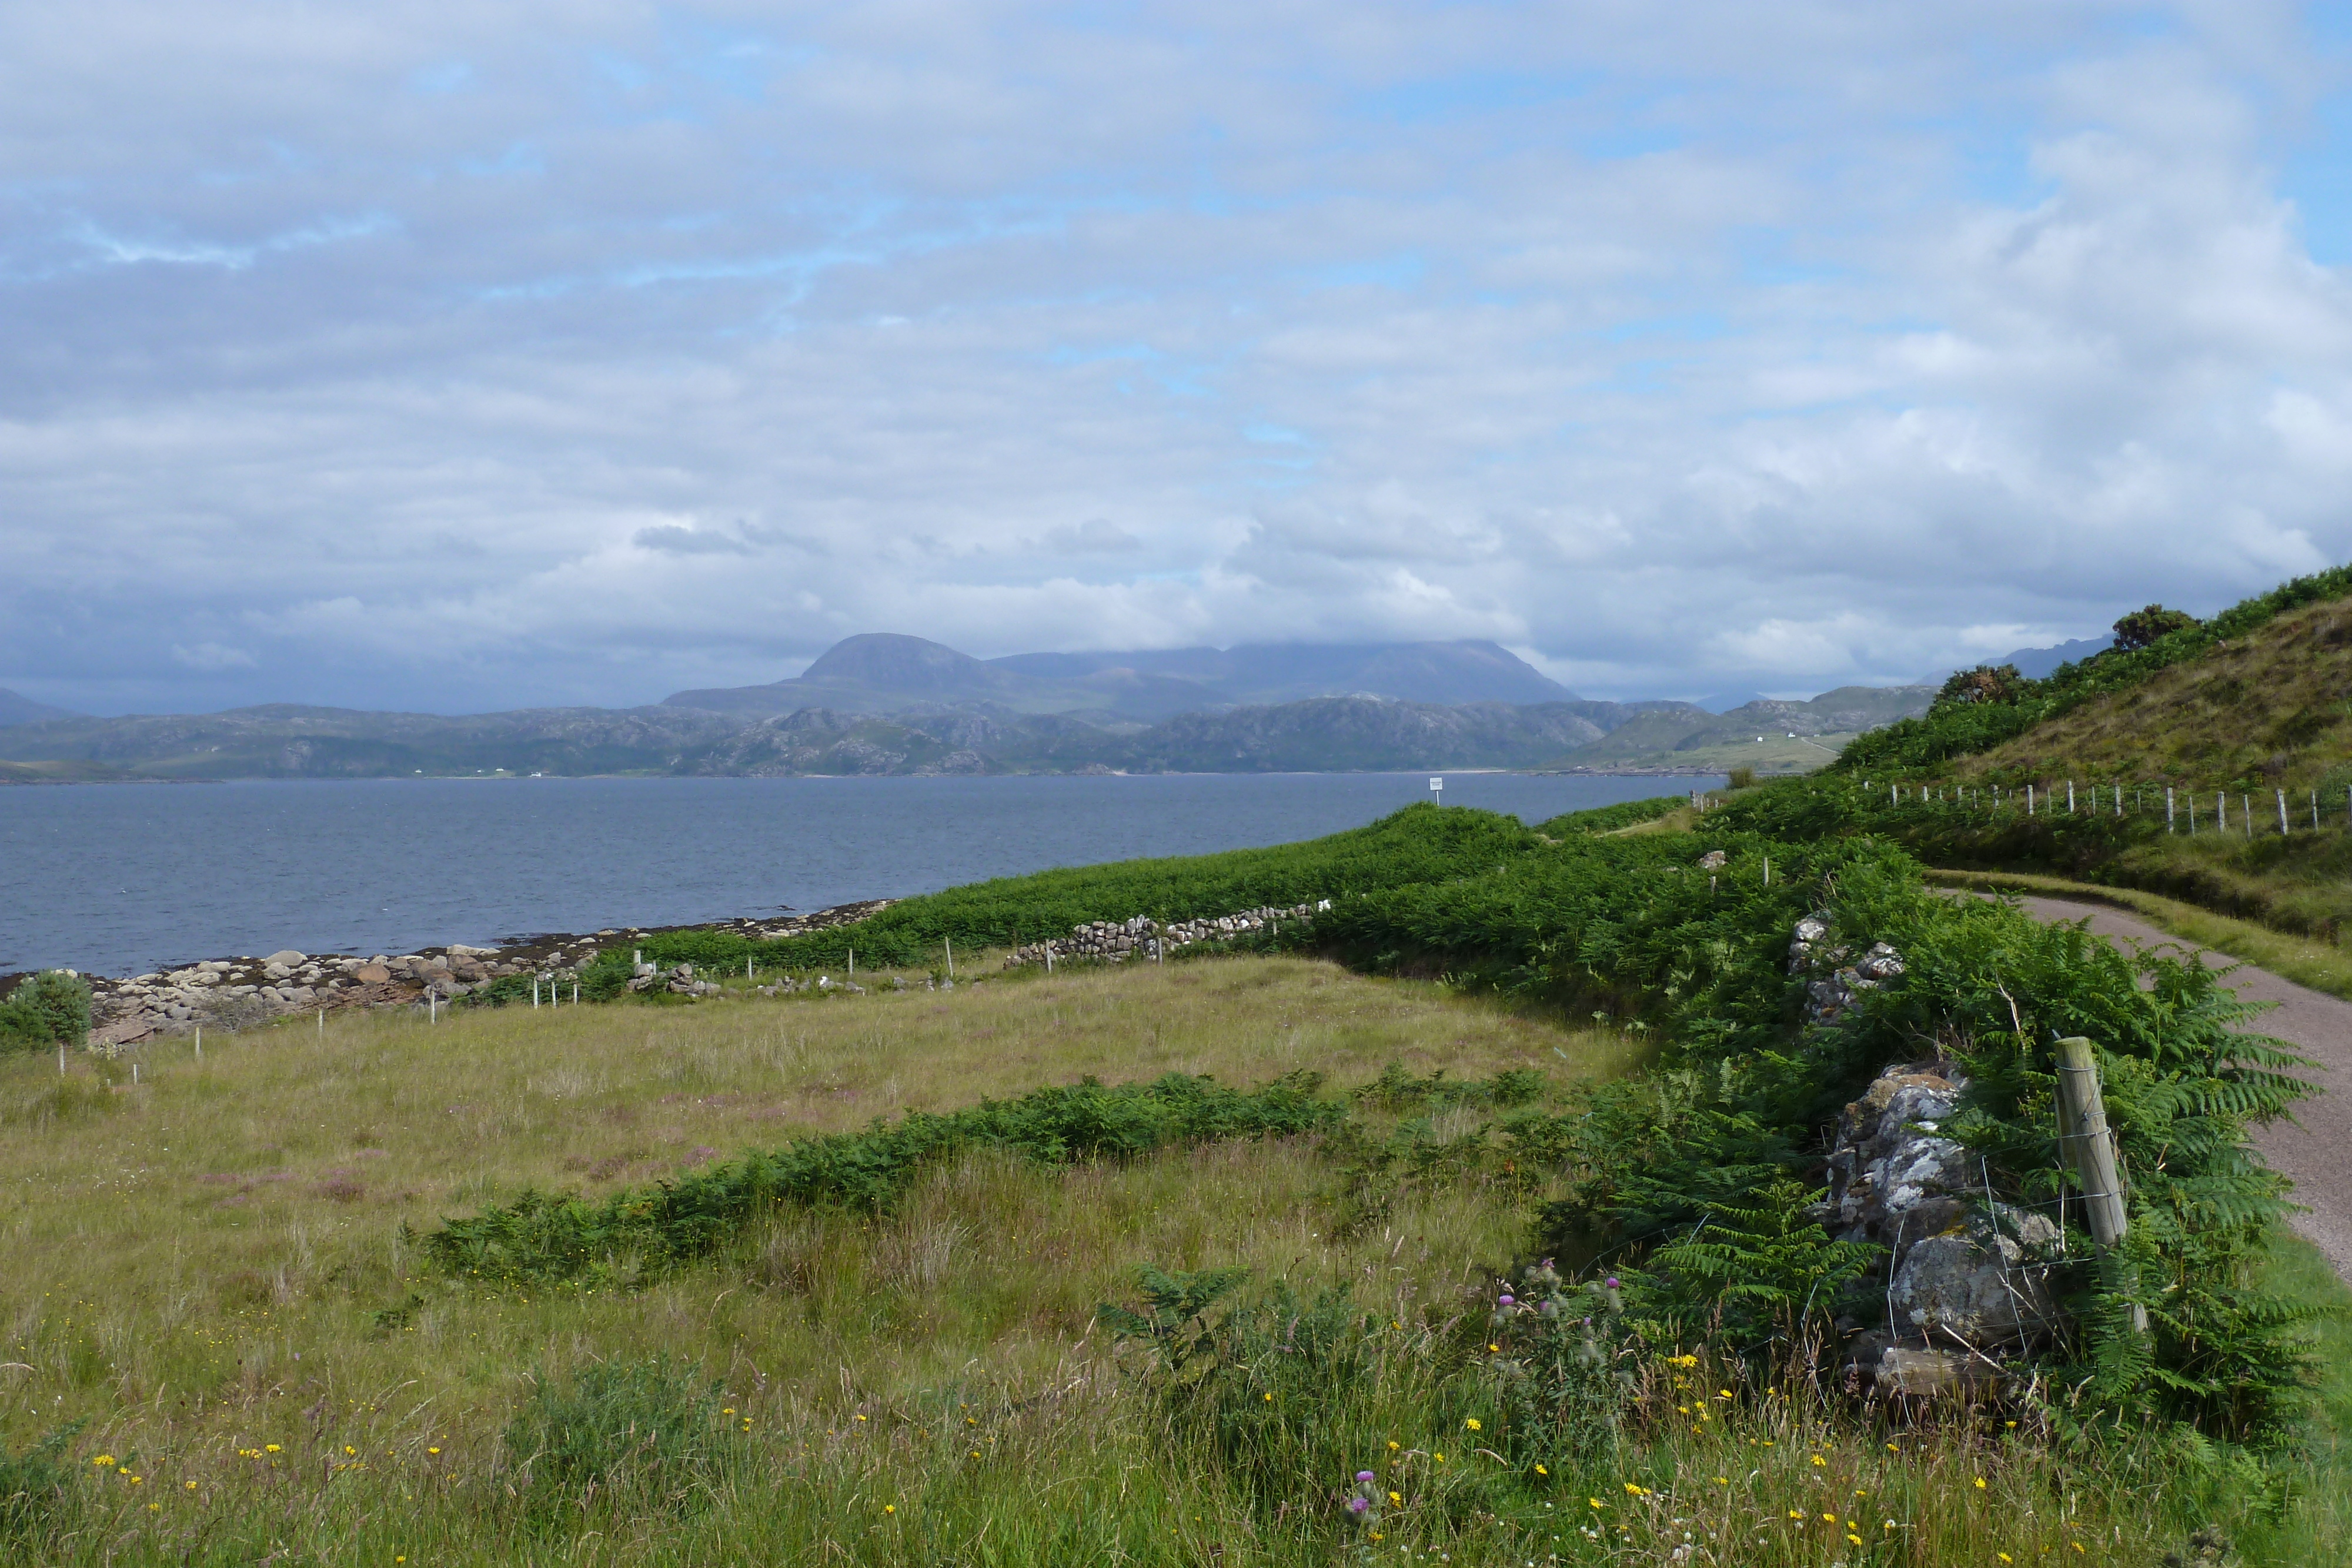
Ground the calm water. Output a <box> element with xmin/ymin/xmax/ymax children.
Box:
<box><xmin>0</xmin><ymin>773</ymin><xmax>1713</xmax><ymax>977</ymax></box>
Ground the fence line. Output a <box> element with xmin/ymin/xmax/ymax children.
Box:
<box><xmin>1850</xmin><ymin>775</ymin><xmax>2348</xmax><ymax>839</ymax></box>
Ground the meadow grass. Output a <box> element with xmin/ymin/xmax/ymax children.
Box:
<box><xmin>0</xmin><ymin>955</ymin><xmax>2343</xmax><ymax>1563</ymax></box>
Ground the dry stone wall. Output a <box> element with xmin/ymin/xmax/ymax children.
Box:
<box><xmin>1003</xmin><ymin>901</ymin><xmax>1328</xmax><ymax>968</ymax></box>
<box><xmin>76</xmin><ymin>898</ymin><xmax>893</xmax><ymax>1049</ymax></box>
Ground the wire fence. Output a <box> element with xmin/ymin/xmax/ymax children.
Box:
<box><xmin>1847</xmin><ymin>777</ymin><xmax>2351</xmax><ymax>840</ymax></box>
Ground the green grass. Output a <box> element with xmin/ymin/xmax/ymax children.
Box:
<box><xmin>1</xmin><ymin>952</ymin><xmax>2343</xmax><ymax>1563</ymax></box>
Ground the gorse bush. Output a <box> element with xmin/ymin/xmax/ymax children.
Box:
<box><xmin>505</xmin><ymin>1358</ymin><xmax>727</xmax><ymax>1523</ymax></box>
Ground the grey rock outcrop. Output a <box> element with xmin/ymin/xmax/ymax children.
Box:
<box><xmin>1820</xmin><ymin>1048</ymin><xmax>2065</xmax><ymax>1387</ymax></box>
<box><xmin>1789</xmin><ymin>912</ymin><xmax>1905</xmax><ymax>1025</ymax></box>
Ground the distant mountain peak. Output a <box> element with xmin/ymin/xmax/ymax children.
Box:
<box><xmin>0</xmin><ymin>687</ymin><xmax>79</xmax><ymax>727</ymax></box>
<box><xmin>667</xmin><ymin>634</ymin><xmax>1582</xmax><ymax>720</ymax></box>
<box><xmin>800</xmin><ymin>633</ymin><xmax>1014</xmax><ymax>693</ymax></box>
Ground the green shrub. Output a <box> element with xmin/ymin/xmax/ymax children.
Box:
<box><xmin>417</xmin><ymin>1071</ymin><xmax>1347</xmax><ymax>1286</ymax></box>
<box><xmin>1726</xmin><ymin>765</ymin><xmax>1755</xmax><ymax>790</ymax></box>
<box><xmin>505</xmin><ymin>1358</ymin><xmax>726</xmax><ymax>1523</ymax></box>
<box><xmin>0</xmin><ymin>1424</ymin><xmax>80</xmax><ymax>1547</ymax></box>
<box><xmin>0</xmin><ymin>971</ymin><xmax>91</xmax><ymax>1054</ymax></box>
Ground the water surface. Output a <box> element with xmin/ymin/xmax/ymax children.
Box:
<box><xmin>0</xmin><ymin>772</ymin><xmax>1713</xmax><ymax>976</ymax></box>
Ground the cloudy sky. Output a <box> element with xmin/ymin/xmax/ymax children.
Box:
<box><xmin>4</xmin><ymin>2</ymin><xmax>2350</xmax><ymax>715</ymax></box>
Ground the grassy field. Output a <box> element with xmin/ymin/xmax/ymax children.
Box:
<box><xmin>1</xmin><ymin>955</ymin><xmax>2344</xmax><ymax>1563</ymax></box>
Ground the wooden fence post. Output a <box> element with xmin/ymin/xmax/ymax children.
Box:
<box><xmin>2054</xmin><ymin>1035</ymin><xmax>2148</xmax><ymax>1332</ymax></box>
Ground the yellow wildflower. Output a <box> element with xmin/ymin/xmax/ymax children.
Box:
<box><xmin>1464</xmin><ymin>1418</ymin><xmax>1482</xmax><ymax>1432</ymax></box>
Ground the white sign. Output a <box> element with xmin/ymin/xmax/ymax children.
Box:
<box><xmin>1429</xmin><ymin>776</ymin><xmax>1443</xmax><ymax>794</ymax></box>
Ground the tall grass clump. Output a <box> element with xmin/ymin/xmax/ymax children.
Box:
<box><xmin>506</xmin><ymin>1358</ymin><xmax>730</xmax><ymax>1526</ymax></box>
<box><xmin>0</xmin><ymin>1425</ymin><xmax>80</xmax><ymax>1552</ymax></box>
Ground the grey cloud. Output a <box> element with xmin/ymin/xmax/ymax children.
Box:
<box><xmin>633</xmin><ymin>523</ymin><xmax>754</xmax><ymax>555</ymax></box>
<box><xmin>0</xmin><ymin>2</ymin><xmax>2346</xmax><ymax>713</ymax></box>
<box><xmin>1041</xmin><ymin>519</ymin><xmax>1143</xmax><ymax>555</ymax></box>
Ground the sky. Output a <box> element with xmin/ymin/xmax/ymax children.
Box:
<box><xmin>5</xmin><ymin>2</ymin><xmax>2352</xmax><ymax>716</ymax></box>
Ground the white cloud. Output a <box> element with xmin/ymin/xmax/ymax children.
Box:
<box><xmin>170</xmin><ymin>641</ymin><xmax>256</xmax><ymax>671</ymax></box>
<box><xmin>0</xmin><ymin>1</ymin><xmax>2347</xmax><ymax>713</ymax></box>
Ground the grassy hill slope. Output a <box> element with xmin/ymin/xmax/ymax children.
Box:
<box><xmin>1791</xmin><ymin>563</ymin><xmax>2352</xmax><ymax>938</ymax></box>
<box><xmin>1954</xmin><ymin>589</ymin><xmax>2352</xmax><ymax>793</ymax></box>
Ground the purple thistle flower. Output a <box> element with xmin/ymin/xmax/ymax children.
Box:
<box><xmin>1605</xmin><ymin>1276</ymin><xmax>1620</xmax><ymax>1289</ymax></box>
<box><xmin>1498</xmin><ymin>1293</ymin><xmax>1515</xmax><ymax>1306</ymax></box>
<box><xmin>1348</xmin><ymin>1496</ymin><xmax>1371</xmax><ymax>1514</ymax></box>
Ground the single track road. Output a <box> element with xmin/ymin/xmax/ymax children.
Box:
<box><xmin>1998</xmin><ymin>893</ymin><xmax>2351</xmax><ymax>1282</ymax></box>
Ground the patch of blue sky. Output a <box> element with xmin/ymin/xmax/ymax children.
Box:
<box><xmin>657</xmin><ymin>11</ymin><xmax>795</xmax><ymax>102</ymax></box>
<box><xmin>1243</xmin><ymin>423</ymin><xmax>1309</xmax><ymax>446</ymax></box>
<box><xmin>2281</xmin><ymin>89</ymin><xmax>2352</xmax><ymax>267</ymax></box>
<box><xmin>1598</xmin><ymin>309</ymin><xmax>1732</xmax><ymax>345</ymax></box>
<box><xmin>407</xmin><ymin>61</ymin><xmax>471</xmax><ymax>96</ymax></box>
<box><xmin>458</xmin><ymin>143</ymin><xmax>544</xmax><ymax>178</ymax></box>
<box><xmin>589</xmin><ymin>49</ymin><xmax>652</xmax><ymax>94</ymax></box>
<box><xmin>1045</xmin><ymin>342</ymin><xmax>1162</xmax><ymax>367</ymax></box>
<box><xmin>1288</xmin><ymin>254</ymin><xmax>1425</xmax><ymax>292</ymax></box>
<box><xmin>1349</xmin><ymin>69</ymin><xmax>1598</xmax><ymax>126</ymax></box>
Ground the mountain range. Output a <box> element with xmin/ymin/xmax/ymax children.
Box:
<box><xmin>0</xmin><ymin>631</ymin><xmax>2027</xmax><ymax>780</ymax></box>
<box><xmin>662</xmin><ymin>633</ymin><xmax>1593</xmax><ymax>721</ymax></box>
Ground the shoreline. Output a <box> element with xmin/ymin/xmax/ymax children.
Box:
<box><xmin>57</xmin><ymin>900</ymin><xmax>895</xmax><ymax>1052</ymax></box>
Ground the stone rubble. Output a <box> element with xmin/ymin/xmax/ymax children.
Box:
<box><xmin>1788</xmin><ymin>911</ymin><xmax>1905</xmax><ymax>1025</ymax></box>
<box><xmin>1003</xmin><ymin>901</ymin><xmax>1330</xmax><ymax>968</ymax></box>
<box><xmin>1828</xmin><ymin>1062</ymin><xmax>2065</xmax><ymax>1393</ymax></box>
<box><xmin>71</xmin><ymin>899</ymin><xmax>894</xmax><ymax>1049</ymax></box>
<box><xmin>1790</xmin><ymin>910</ymin><xmax>2066</xmax><ymax>1396</ymax></box>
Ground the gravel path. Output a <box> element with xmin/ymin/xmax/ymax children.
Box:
<box><xmin>2002</xmin><ymin>894</ymin><xmax>2352</xmax><ymax>1282</ymax></box>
